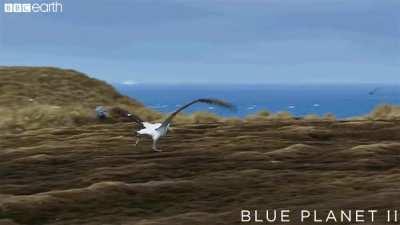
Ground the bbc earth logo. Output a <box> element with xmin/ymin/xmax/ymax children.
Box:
<box><xmin>4</xmin><ymin>2</ymin><xmax>63</xmax><ymax>13</ymax></box>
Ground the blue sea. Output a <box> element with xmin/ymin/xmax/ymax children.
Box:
<box><xmin>115</xmin><ymin>84</ymin><xmax>400</xmax><ymax>119</ymax></box>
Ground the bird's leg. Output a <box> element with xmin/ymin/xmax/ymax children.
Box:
<box><xmin>152</xmin><ymin>140</ymin><xmax>162</xmax><ymax>152</ymax></box>
<box><xmin>135</xmin><ymin>134</ymin><xmax>140</xmax><ymax>146</ymax></box>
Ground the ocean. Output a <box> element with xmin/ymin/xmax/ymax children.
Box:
<box><xmin>114</xmin><ymin>84</ymin><xmax>400</xmax><ymax>119</ymax></box>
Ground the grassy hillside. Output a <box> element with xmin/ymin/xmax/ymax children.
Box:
<box><xmin>1</xmin><ymin>120</ymin><xmax>400</xmax><ymax>225</ymax></box>
<box><xmin>1</xmin><ymin>66</ymin><xmax>399</xmax><ymax>132</ymax></box>
<box><xmin>1</xmin><ymin>67</ymin><xmax>400</xmax><ymax>225</ymax></box>
<box><xmin>0</xmin><ymin>67</ymin><xmax>161</xmax><ymax>130</ymax></box>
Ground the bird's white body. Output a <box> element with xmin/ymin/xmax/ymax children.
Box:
<box><xmin>131</xmin><ymin>98</ymin><xmax>234</xmax><ymax>152</ymax></box>
<box><xmin>136</xmin><ymin>122</ymin><xmax>169</xmax><ymax>151</ymax></box>
<box><xmin>137</xmin><ymin>122</ymin><xmax>162</xmax><ymax>136</ymax></box>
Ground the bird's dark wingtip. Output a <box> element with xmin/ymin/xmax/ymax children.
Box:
<box><xmin>199</xmin><ymin>98</ymin><xmax>236</xmax><ymax>111</ymax></box>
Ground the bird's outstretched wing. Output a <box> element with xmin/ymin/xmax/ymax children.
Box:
<box><xmin>159</xmin><ymin>98</ymin><xmax>236</xmax><ymax>128</ymax></box>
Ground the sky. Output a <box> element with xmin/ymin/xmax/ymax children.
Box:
<box><xmin>0</xmin><ymin>0</ymin><xmax>399</xmax><ymax>84</ymax></box>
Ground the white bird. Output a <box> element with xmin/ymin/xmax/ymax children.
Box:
<box><xmin>126</xmin><ymin>98</ymin><xmax>235</xmax><ymax>152</ymax></box>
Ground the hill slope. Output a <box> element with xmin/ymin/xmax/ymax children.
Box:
<box><xmin>0</xmin><ymin>67</ymin><xmax>160</xmax><ymax>130</ymax></box>
<box><xmin>0</xmin><ymin>67</ymin><xmax>141</xmax><ymax>108</ymax></box>
<box><xmin>2</xmin><ymin>67</ymin><xmax>400</xmax><ymax>225</ymax></box>
<box><xmin>1</xmin><ymin>120</ymin><xmax>400</xmax><ymax>224</ymax></box>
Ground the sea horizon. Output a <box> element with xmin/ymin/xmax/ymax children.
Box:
<box><xmin>114</xmin><ymin>83</ymin><xmax>400</xmax><ymax>119</ymax></box>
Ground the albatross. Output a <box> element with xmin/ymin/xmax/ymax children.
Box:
<box><xmin>127</xmin><ymin>98</ymin><xmax>235</xmax><ymax>152</ymax></box>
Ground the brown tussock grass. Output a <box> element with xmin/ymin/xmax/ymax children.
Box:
<box><xmin>0</xmin><ymin>67</ymin><xmax>160</xmax><ymax>130</ymax></box>
<box><xmin>367</xmin><ymin>104</ymin><xmax>400</xmax><ymax>120</ymax></box>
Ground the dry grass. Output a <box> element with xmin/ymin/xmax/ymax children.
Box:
<box><xmin>244</xmin><ymin>110</ymin><xmax>271</xmax><ymax>122</ymax></box>
<box><xmin>3</xmin><ymin>67</ymin><xmax>399</xmax><ymax>132</ymax></box>
<box><xmin>0</xmin><ymin>67</ymin><xmax>138</xmax><ymax>108</ymax></box>
<box><xmin>2</xmin><ymin>67</ymin><xmax>400</xmax><ymax>225</ymax></box>
<box><xmin>323</xmin><ymin>112</ymin><xmax>336</xmax><ymax>121</ymax></box>
<box><xmin>0</xmin><ymin>67</ymin><xmax>161</xmax><ymax>130</ymax></box>
<box><xmin>303</xmin><ymin>114</ymin><xmax>321</xmax><ymax>121</ymax></box>
<box><xmin>0</xmin><ymin>104</ymin><xmax>92</xmax><ymax>130</ymax></box>
<box><xmin>270</xmin><ymin>111</ymin><xmax>293</xmax><ymax>120</ymax></box>
<box><xmin>367</xmin><ymin>104</ymin><xmax>400</xmax><ymax>120</ymax></box>
<box><xmin>1</xmin><ymin>119</ymin><xmax>400</xmax><ymax>224</ymax></box>
<box><xmin>256</xmin><ymin>110</ymin><xmax>271</xmax><ymax>117</ymax></box>
<box><xmin>303</xmin><ymin>113</ymin><xmax>336</xmax><ymax>121</ymax></box>
<box><xmin>222</xmin><ymin>117</ymin><xmax>243</xmax><ymax>125</ymax></box>
<box><xmin>190</xmin><ymin>111</ymin><xmax>221</xmax><ymax>123</ymax></box>
<box><xmin>171</xmin><ymin>110</ymin><xmax>336</xmax><ymax>125</ymax></box>
<box><xmin>246</xmin><ymin>111</ymin><xmax>294</xmax><ymax>122</ymax></box>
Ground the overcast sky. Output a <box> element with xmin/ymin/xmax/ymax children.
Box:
<box><xmin>0</xmin><ymin>0</ymin><xmax>399</xmax><ymax>84</ymax></box>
